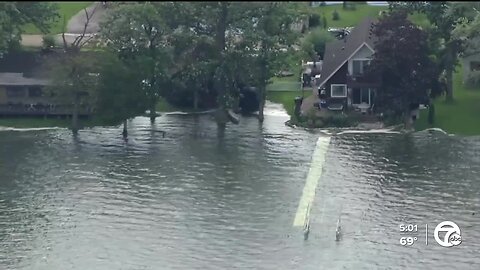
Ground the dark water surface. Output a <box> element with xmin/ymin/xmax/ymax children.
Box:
<box><xmin>1</xmin><ymin>103</ymin><xmax>479</xmax><ymax>269</ymax></box>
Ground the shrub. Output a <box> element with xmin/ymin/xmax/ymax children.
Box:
<box><xmin>308</xmin><ymin>14</ymin><xmax>321</xmax><ymax>28</ymax></box>
<box><xmin>320</xmin><ymin>1</ymin><xmax>326</xmax><ymax>6</ymax></box>
<box><xmin>332</xmin><ymin>10</ymin><xmax>340</xmax><ymax>21</ymax></box>
<box><xmin>42</xmin><ymin>35</ymin><xmax>56</xmax><ymax>49</ymax></box>
<box><xmin>302</xmin><ymin>28</ymin><xmax>334</xmax><ymax>58</ymax></box>
<box><xmin>322</xmin><ymin>15</ymin><xmax>328</xmax><ymax>29</ymax></box>
<box><xmin>465</xmin><ymin>70</ymin><xmax>480</xmax><ymax>88</ymax></box>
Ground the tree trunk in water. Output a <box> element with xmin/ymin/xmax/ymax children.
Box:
<box><xmin>214</xmin><ymin>3</ymin><xmax>228</xmax><ymax>129</ymax></box>
<box><xmin>193</xmin><ymin>88</ymin><xmax>199</xmax><ymax>110</ymax></box>
<box><xmin>149</xmin><ymin>101</ymin><xmax>156</xmax><ymax>123</ymax></box>
<box><xmin>404</xmin><ymin>109</ymin><xmax>412</xmax><ymax>131</ymax></box>
<box><xmin>258</xmin><ymin>88</ymin><xmax>266</xmax><ymax>122</ymax></box>
<box><xmin>258</xmin><ymin>46</ymin><xmax>268</xmax><ymax>123</ymax></box>
<box><xmin>215</xmin><ymin>108</ymin><xmax>229</xmax><ymax>129</ymax></box>
<box><xmin>71</xmin><ymin>93</ymin><xmax>80</xmax><ymax>135</ymax></box>
<box><xmin>122</xmin><ymin>119</ymin><xmax>128</xmax><ymax>138</ymax></box>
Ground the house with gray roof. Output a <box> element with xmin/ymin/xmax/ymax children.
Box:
<box><xmin>316</xmin><ymin>17</ymin><xmax>380</xmax><ymax>112</ymax></box>
<box><xmin>0</xmin><ymin>50</ymin><xmax>94</xmax><ymax>116</ymax></box>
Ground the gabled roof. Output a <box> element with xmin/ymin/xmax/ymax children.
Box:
<box><xmin>318</xmin><ymin>17</ymin><xmax>377</xmax><ymax>88</ymax></box>
<box><xmin>0</xmin><ymin>50</ymin><xmax>102</xmax><ymax>78</ymax></box>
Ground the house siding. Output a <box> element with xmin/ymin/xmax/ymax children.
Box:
<box><xmin>0</xmin><ymin>86</ymin><xmax>6</xmax><ymax>103</ymax></box>
<box><xmin>462</xmin><ymin>54</ymin><xmax>480</xmax><ymax>84</ymax></box>
<box><xmin>323</xmin><ymin>62</ymin><xmax>349</xmax><ymax>108</ymax></box>
<box><xmin>348</xmin><ymin>44</ymin><xmax>374</xmax><ymax>75</ymax></box>
<box><xmin>325</xmin><ymin>62</ymin><xmax>348</xmax><ymax>98</ymax></box>
<box><xmin>0</xmin><ymin>85</ymin><xmax>49</xmax><ymax>105</ymax></box>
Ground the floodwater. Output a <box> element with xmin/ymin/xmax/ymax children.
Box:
<box><xmin>0</xmin><ymin>101</ymin><xmax>479</xmax><ymax>269</ymax></box>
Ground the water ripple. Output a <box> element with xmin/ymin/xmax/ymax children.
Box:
<box><xmin>0</xmin><ymin>106</ymin><xmax>479</xmax><ymax>269</ymax></box>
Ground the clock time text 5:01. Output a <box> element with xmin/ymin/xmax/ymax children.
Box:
<box><xmin>399</xmin><ymin>224</ymin><xmax>418</xmax><ymax>232</ymax></box>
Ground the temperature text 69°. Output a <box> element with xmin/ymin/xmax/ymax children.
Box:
<box><xmin>400</xmin><ymin>236</ymin><xmax>418</xmax><ymax>246</ymax></box>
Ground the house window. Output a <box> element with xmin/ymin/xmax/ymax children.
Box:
<box><xmin>470</xmin><ymin>61</ymin><xmax>480</xmax><ymax>71</ymax></box>
<box><xmin>331</xmin><ymin>84</ymin><xmax>347</xmax><ymax>98</ymax></box>
<box><xmin>6</xmin><ymin>86</ymin><xmax>25</xmax><ymax>98</ymax></box>
<box><xmin>353</xmin><ymin>88</ymin><xmax>372</xmax><ymax>104</ymax></box>
<box><xmin>352</xmin><ymin>59</ymin><xmax>370</xmax><ymax>76</ymax></box>
<box><xmin>28</xmin><ymin>86</ymin><xmax>43</xmax><ymax>97</ymax></box>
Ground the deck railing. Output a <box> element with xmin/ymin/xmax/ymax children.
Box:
<box><xmin>0</xmin><ymin>104</ymin><xmax>91</xmax><ymax>116</ymax></box>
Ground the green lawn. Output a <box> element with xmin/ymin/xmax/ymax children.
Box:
<box><xmin>267</xmin><ymin>79</ymin><xmax>302</xmax><ymax>92</ymax></box>
<box><xmin>415</xmin><ymin>66</ymin><xmax>480</xmax><ymax>136</ymax></box>
<box><xmin>23</xmin><ymin>2</ymin><xmax>92</xmax><ymax>34</ymax></box>
<box><xmin>307</xmin><ymin>3</ymin><xmax>386</xmax><ymax>28</ymax></box>
<box><xmin>266</xmin><ymin>90</ymin><xmax>304</xmax><ymax>116</ymax></box>
<box><xmin>301</xmin><ymin>3</ymin><xmax>428</xmax><ymax>29</ymax></box>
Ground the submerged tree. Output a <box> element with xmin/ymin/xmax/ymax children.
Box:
<box><xmin>163</xmin><ymin>2</ymin><xmax>257</xmax><ymax>128</ymax></box>
<box><xmin>367</xmin><ymin>10</ymin><xmax>440</xmax><ymax>129</ymax></box>
<box><xmin>46</xmin><ymin>4</ymin><xmax>100</xmax><ymax>134</ymax></box>
<box><xmin>45</xmin><ymin>53</ymin><xmax>100</xmax><ymax>133</ymax></box>
<box><xmin>95</xmin><ymin>52</ymin><xmax>149</xmax><ymax>138</ymax></box>
<box><xmin>243</xmin><ymin>2</ymin><xmax>296</xmax><ymax>122</ymax></box>
<box><xmin>100</xmin><ymin>2</ymin><xmax>173</xmax><ymax>123</ymax></box>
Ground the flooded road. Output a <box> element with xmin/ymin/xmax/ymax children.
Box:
<box><xmin>0</xmin><ymin>102</ymin><xmax>479</xmax><ymax>269</ymax></box>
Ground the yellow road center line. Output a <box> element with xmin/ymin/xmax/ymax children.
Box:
<box><xmin>293</xmin><ymin>136</ymin><xmax>331</xmax><ymax>227</ymax></box>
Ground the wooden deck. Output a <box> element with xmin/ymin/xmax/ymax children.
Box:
<box><xmin>0</xmin><ymin>104</ymin><xmax>91</xmax><ymax>117</ymax></box>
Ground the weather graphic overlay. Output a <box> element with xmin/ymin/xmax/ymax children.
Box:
<box><xmin>398</xmin><ymin>221</ymin><xmax>463</xmax><ymax>248</ymax></box>
<box><xmin>433</xmin><ymin>221</ymin><xmax>462</xmax><ymax>247</ymax></box>
<box><xmin>399</xmin><ymin>224</ymin><xmax>421</xmax><ymax>247</ymax></box>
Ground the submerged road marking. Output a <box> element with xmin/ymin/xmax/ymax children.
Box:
<box><xmin>293</xmin><ymin>136</ymin><xmax>331</xmax><ymax>227</ymax></box>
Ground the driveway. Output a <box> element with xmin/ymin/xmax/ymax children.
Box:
<box><xmin>21</xmin><ymin>2</ymin><xmax>107</xmax><ymax>48</ymax></box>
<box><xmin>66</xmin><ymin>2</ymin><xmax>108</xmax><ymax>34</ymax></box>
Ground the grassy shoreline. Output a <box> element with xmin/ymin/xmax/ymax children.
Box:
<box><xmin>415</xmin><ymin>66</ymin><xmax>480</xmax><ymax>136</ymax></box>
<box><xmin>9</xmin><ymin>3</ymin><xmax>478</xmax><ymax>135</ymax></box>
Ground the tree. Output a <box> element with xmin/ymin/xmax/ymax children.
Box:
<box><xmin>168</xmin><ymin>15</ymin><xmax>218</xmax><ymax>111</ymax></box>
<box><xmin>0</xmin><ymin>2</ymin><xmax>58</xmax><ymax>56</ymax></box>
<box><xmin>95</xmin><ymin>52</ymin><xmax>149</xmax><ymax>138</ymax></box>
<box><xmin>367</xmin><ymin>11</ymin><xmax>440</xmax><ymax>129</ymax></box>
<box><xmin>388</xmin><ymin>1</ymin><xmax>470</xmax><ymax>103</ymax></box>
<box><xmin>100</xmin><ymin>2</ymin><xmax>173</xmax><ymax>123</ymax></box>
<box><xmin>308</xmin><ymin>14</ymin><xmax>321</xmax><ymax>28</ymax></box>
<box><xmin>451</xmin><ymin>3</ymin><xmax>480</xmax><ymax>56</ymax></box>
<box><xmin>46</xmin><ymin>5</ymin><xmax>99</xmax><ymax>135</ymax></box>
<box><xmin>45</xmin><ymin>53</ymin><xmax>100</xmax><ymax>133</ymax></box>
<box><xmin>302</xmin><ymin>28</ymin><xmax>333</xmax><ymax>60</ymax></box>
<box><xmin>242</xmin><ymin>2</ymin><xmax>296</xmax><ymax>122</ymax></box>
<box><xmin>165</xmin><ymin>2</ymin><xmax>261</xmax><ymax>128</ymax></box>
